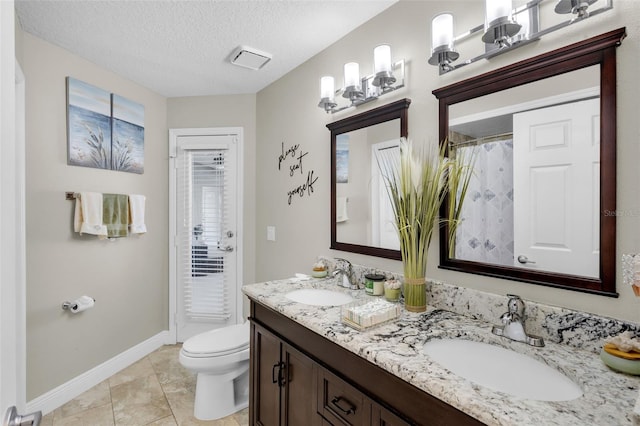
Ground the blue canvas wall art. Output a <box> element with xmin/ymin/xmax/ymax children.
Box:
<box><xmin>67</xmin><ymin>77</ymin><xmax>112</xmax><ymax>170</ymax></box>
<box><xmin>66</xmin><ymin>77</ymin><xmax>145</xmax><ymax>174</ymax></box>
<box><xmin>112</xmin><ymin>94</ymin><xmax>145</xmax><ymax>174</ymax></box>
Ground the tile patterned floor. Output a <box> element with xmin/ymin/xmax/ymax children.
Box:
<box><xmin>40</xmin><ymin>345</ymin><xmax>249</xmax><ymax>426</ymax></box>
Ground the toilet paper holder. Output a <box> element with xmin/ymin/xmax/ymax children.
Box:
<box><xmin>61</xmin><ymin>301</ymin><xmax>75</xmax><ymax>310</ymax></box>
<box><xmin>62</xmin><ymin>296</ymin><xmax>95</xmax><ymax>312</ymax></box>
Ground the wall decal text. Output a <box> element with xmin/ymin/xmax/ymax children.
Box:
<box><xmin>278</xmin><ymin>141</ymin><xmax>318</xmax><ymax>205</ymax></box>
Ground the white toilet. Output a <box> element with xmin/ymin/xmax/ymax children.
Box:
<box><xmin>179</xmin><ymin>321</ymin><xmax>250</xmax><ymax>420</ymax></box>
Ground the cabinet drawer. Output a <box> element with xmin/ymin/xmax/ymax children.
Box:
<box><xmin>371</xmin><ymin>404</ymin><xmax>411</xmax><ymax>426</ymax></box>
<box><xmin>318</xmin><ymin>369</ymin><xmax>366</xmax><ymax>425</ymax></box>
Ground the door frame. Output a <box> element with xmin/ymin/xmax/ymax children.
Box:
<box><xmin>168</xmin><ymin>127</ymin><xmax>244</xmax><ymax>343</ymax></box>
<box><xmin>1</xmin><ymin>0</ymin><xmax>27</xmax><ymax>413</ymax></box>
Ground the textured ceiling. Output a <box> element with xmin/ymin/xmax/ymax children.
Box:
<box><xmin>15</xmin><ymin>0</ymin><xmax>397</xmax><ymax>98</ymax></box>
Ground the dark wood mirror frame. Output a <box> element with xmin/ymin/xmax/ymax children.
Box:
<box><xmin>328</xmin><ymin>98</ymin><xmax>411</xmax><ymax>260</ymax></box>
<box><xmin>434</xmin><ymin>28</ymin><xmax>626</xmax><ymax>296</ymax></box>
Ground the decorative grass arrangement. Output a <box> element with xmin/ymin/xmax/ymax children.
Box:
<box><xmin>378</xmin><ymin>138</ymin><xmax>474</xmax><ymax>312</ymax></box>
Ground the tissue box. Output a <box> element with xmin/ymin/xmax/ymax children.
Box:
<box><xmin>341</xmin><ymin>299</ymin><xmax>401</xmax><ymax>331</ymax></box>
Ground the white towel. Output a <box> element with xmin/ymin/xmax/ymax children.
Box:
<box><xmin>336</xmin><ymin>196</ymin><xmax>349</xmax><ymax>222</ymax></box>
<box><xmin>74</xmin><ymin>192</ymin><xmax>107</xmax><ymax>238</ymax></box>
<box><xmin>128</xmin><ymin>194</ymin><xmax>147</xmax><ymax>234</ymax></box>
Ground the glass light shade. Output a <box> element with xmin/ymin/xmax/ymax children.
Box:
<box><xmin>514</xmin><ymin>8</ymin><xmax>530</xmax><ymax>36</ymax></box>
<box><xmin>555</xmin><ymin>0</ymin><xmax>594</xmax><ymax>15</ymax></box>
<box><xmin>344</xmin><ymin>62</ymin><xmax>360</xmax><ymax>88</ymax></box>
<box><xmin>320</xmin><ymin>76</ymin><xmax>335</xmax><ymax>100</ymax></box>
<box><xmin>431</xmin><ymin>13</ymin><xmax>454</xmax><ymax>50</ymax></box>
<box><xmin>374</xmin><ymin>45</ymin><xmax>392</xmax><ymax>74</ymax></box>
<box><xmin>486</xmin><ymin>0</ymin><xmax>513</xmax><ymax>24</ymax></box>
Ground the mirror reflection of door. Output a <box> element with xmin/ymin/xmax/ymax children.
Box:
<box><xmin>449</xmin><ymin>66</ymin><xmax>600</xmax><ymax>278</ymax></box>
<box><xmin>371</xmin><ymin>140</ymin><xmax>400</xmax><ymax>250</ymax></box>
<box><xmin>513</xmin><ymin>98</ymin><xmax>600</xmax><ymax>278</ymax></box>
<box><xmin>335</xmin><ymin>118</ymin><xmax>400</xmax><ymax>248</ymax></box>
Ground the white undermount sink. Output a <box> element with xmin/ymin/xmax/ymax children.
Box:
<box><xmin>285</xmin><ymin>289</ymin><xmax>353</xmax><ymax>306</ymax></box>
<box><xmin>422</xmin><ymin>339</ymin><xmax>583</xmax><ymax>401</ymax></box>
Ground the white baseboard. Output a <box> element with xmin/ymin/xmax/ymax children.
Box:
<box><xmin>26</xmin><ymin>330</ymin><xmax>172</xmax><ymax>415</ymax></box>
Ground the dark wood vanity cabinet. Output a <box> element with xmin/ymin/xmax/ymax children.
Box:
<box><xmin>249</xmin><ymin>300</ymin><xmax>484</xmax><ymax>426</ymax></box>
<box><xmin>251</xmin><ymin>323</ymin><xmax>318</xmax><ymax>425</ymax></box>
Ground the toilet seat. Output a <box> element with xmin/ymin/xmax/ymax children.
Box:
<box><xmin>182</xmin><ymin>322</ymin><xmax>249</xmax><ymax>358</ymax></box>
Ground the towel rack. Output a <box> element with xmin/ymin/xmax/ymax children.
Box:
<box><xmin>65</xmin><ymin>192</ymin><xmax>79</xmax><ymax>200</ymax></box>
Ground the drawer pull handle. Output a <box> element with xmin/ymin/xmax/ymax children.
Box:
<box><xmin>331</xmin><ymin>396</ymin><xmax>356</xmax><ymax>415</ymax></box>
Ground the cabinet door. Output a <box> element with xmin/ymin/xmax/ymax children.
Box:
<box><xmin>282</xmin><ymin>343</ymin><xmax>318</xmax><ymax>425</ymax></box>
<box><xmin>251</xmin><ymin>325</ymin><xmax>283</xmax><ymax>426</ymax></box>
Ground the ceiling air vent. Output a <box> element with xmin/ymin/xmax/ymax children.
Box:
<box><xmin>230</xmin><ymin>46</ymin><xmax>272</xmax><ymax>70</ymax></box>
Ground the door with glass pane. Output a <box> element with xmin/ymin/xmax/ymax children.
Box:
<box><xmin>174</xmin><ymin>133</ymin><xmax>239</xmax><ymax>342</ymax></box>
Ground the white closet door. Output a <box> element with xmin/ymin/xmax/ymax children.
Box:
<box><xmin>513</xmin><ymin>98</ymin><xmax>599</xmax><ymax>277</ymax></box>
<box><xmin>175</xmin><ymin>134</ymin><xmax>239</xmax><ymax>342</ymax></box>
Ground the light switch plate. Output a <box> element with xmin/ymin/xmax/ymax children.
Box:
<box><xmin>267</xmin><ymin>226</ymin><xmax>276</xmax><ymax>241</ymax></box>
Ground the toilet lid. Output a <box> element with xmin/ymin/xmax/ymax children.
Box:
<box><xmin>183</xmin><ymin>322</ymin><xmax>249</xmax><ymax>356</ymax></box>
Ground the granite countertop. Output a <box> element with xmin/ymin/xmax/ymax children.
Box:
<box><xmin>243</xmin><ymin>277</ymin><xmax>640</xmax><ymax>426</ymax></box>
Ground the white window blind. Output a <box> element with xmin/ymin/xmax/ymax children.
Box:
<box><xmin>179</xmin><ymin>149</ymin><xmax>231</xmax><ymax>321</ymax></box>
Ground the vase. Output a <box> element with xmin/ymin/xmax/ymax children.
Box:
<box><xmin>403</xmin><ymin>277</ymin><xmax>426</xmax><ymax>312</ymax></box>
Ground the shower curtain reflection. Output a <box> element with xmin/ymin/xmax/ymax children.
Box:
<box><xmin>454</xmin><ymin>137</ymin><xmax>514</xmax><ymax>266</ymax></box>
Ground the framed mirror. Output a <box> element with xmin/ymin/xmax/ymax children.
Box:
<box><xmin>434</xmin><ymin>28</ymin><xmax>626</xmax><ymax>296</ymax></box>
<box><xmin>328</xmin><ymin>98</ymin><xmax>410</xmax><ymax>260</ymax></box>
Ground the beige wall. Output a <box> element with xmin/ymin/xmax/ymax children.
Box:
<box><xmin>167</xmin><ymin>95</ymin><xmax>258</xmax><ymax>311</ymax></box>
<box><xmin>22</xmin><ymin>32</ymin><xmax>169</xmax><ymax>399</ymax></box>
<box><xmin>256</xmin><ymin>1</ymin><xmax>640</xmax><ymax>322</ymax></box>
<box><xmin>20</xmin><ymin>35</ymin><xmax>258</xmax><ymax>400</ymax></box>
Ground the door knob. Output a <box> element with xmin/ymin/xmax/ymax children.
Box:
<box><xmin>219</xmin><ymin>245</ymin><xmax>234</xmax><ymax>252</ymax></box>
<box><xmin>517</xmin><ymin>255</ymin><xmax>536</xmax><ymax>264</ymax></box>
<box><xmin>4</xmin><ymin>406</ymin><xmax>42</xmax><ymax>426</ymax></box>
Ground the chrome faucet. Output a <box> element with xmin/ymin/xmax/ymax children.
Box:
<box><xmin>491</xmin><ymin>294</ymin><xmax>544</xmax><ymax>347</ymax></box>
<box><xmin>332</xmin><ymin>258</ymin><xmax>357</xmax><ymax>290</ymax></box>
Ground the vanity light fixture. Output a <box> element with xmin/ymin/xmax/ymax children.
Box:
<box><xmin>555</xmin><ymin>0</ymin><xmax>598</xmax><ymax>18</ymax></box>
<box><xmin>372</xmin><ymin>44</ymin><xmax>397</xmax><ymax>92</ymax></box>
<box><xmin>317</xmin><ymin>45</ymin><xmax>405</xmax><ymax>114</ymax></box>
<box><xmin>428</xmin><ymin>13</ymin><xmax>459</xmax><ymax>73</ymax></box>
<box><xmin>318</xmin><ymin>76</ymin><xmax>337</xmax><ymax>113</ymax></box>
<box><xmin>482</xmin><ymin>0</ymin><xmax>521</xmax><ymax>48</ymax></box>
<box><xmin>428</xmin><ymin>0</ymin><xmax>612</xmax><ymax>75</ymax></box>
<box><xmin>342</xmin><ymin>62</ymin><xmax>364</xmax><ymax>104</ymax></box>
